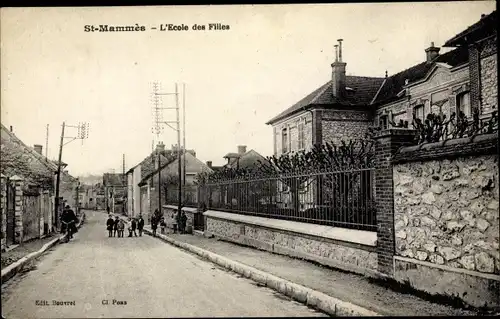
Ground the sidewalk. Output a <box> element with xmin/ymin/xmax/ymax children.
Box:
<box><xmin>145</xmin><ymin>227</ymin><xmax>480</xmax><ymax>316</ymax></box>
<box><xmin>1</xmin><ymin>234</ymin><xmax>58</xmax><ymax>270</ymax></box>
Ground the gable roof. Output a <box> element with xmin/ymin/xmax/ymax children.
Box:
<box><xmin>1</xmin><ymin>124</ymin><xmax>61</xmax><ymax>187</ymax></box>
<box><xmin>225</xmin><ymin>149</ymin><xmax>266</xmax><ymax>170</ymax></box>
<box><xmin>266</xmin><ymin>75</ymin><xmax>384</xmax><ymax>125</ymax></box>
<box><xmin>372</xmin><ymin>47</ymin><xmax>469</xmax><ymax>105</ymax></box>
<box><xmin>103</xmin><ymin>173</ymin><xmax>125</xmax><ymax>187</ymax></box>
<box><xmin>444</xmin><ymin>11</ymin><xmax>497</xmax><ymax>47</ymax></box>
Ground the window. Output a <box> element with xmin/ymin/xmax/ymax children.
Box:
<box><xmin>379</xmin><ymin>115</ymin><xmax>388</xmax><ymax>129</ymax></box>
<box><xmin>414</xmin><ymin>105</ymin><xmax>425</xmax><ymax>121</ymax></box>
<box><xmin>457</xmin><ymin>92</ymin><xmax>471</xmax><ymax>118</ymax></box>
<box><xmin>282</xmin><ymin>127</ymin><xmax>288</xmax><ymax>153</ymax></box>
<box><xmin>297</xmin><ymin>119</ymin><xmax>305</xmax><ymax>150</ymax></box>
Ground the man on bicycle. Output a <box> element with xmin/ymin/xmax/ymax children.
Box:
<box><xmin>61</xmin><ymin>205</ymin><xmax>78</xmax><ymax>239</ymax></box>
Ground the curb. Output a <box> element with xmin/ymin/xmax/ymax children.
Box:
<box><xmin>143</xmin><ymin>227</ymin><xmax>380</xmax><ymax>317</ymax></box>
<box><xmin>1</xmin><ymin>216</ymin><xmax>85</xmax><ymax>285</ymax></box>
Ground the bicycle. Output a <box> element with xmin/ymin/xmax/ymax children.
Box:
<box><xmin>61</xmin><ymin>220</ymin><xmax>75</xmax><ymax>243</ymax></box>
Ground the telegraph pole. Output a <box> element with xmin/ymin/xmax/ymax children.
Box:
<box><xmin>183</xmin><ymin>83</ymin><xmax>186</xmax><ymax>191</ymax></box>
<box><xmin>152</xmin><ymin>81</ymin><xmax>163</xmax><ymax>216</ymax></box>
<box><xmin>175</xmin><ymin>83</ymin><xmax>182</xmax><ymax>218</ymax></box>
<box><xmin>151</xmin><ymin>82</ymin><xmax>182</xmax><ymax>223</ymax></box>
<box><xmin>54</xmin><ymin>122</ymin><xmax>65</xmax><ymax>230</ymax></box>
<box><xmin>122</xmin><ymin>154</ymin><xmax>126</xmax><ymax>215</ymax></box>
<box><xmin>45</xmin><ymin>124</ymin><xmax>49</xmax><ymax>158</ymax></box>
<box><xmin>54</xmin><ymin>121</ymin><xmax>89</xmax><ymax>229</ymax></box>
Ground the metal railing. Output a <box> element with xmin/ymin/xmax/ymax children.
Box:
<box><xmin>165</xmin><ymin>185</ymin><xmax>199</xmax><ymax>208</ymax></box>
<box><xmin>200</xmin><ymin>168</ymin><xmax>376</xmax><ymax>231</ymax></box>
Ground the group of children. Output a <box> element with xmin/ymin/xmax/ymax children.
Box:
<box><xmin>106</xmin><ymin>214</ymin><xmax>145</xmax><ymax>238</ymax></box>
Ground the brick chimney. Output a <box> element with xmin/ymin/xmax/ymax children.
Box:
<box><xmin>156</xmin><ymin>142</ymin><xmax>165</xmax><ymax>153</ymax></box>
<box><xmin>34</xmin><ymin>144</ymin><xmax>43</xmax><ymax>155</ymax></box>
<box><xmin>331</xmin><ymin>39</ymin><xmax>347</xmax><ymax>98</ymax></box>
<box><xmin>237</xmin><ymin>145</ymin><xmax>247</xmax><ymax>155</ymax></box>
<box><xmin>9</xmin><ymin>126</ymin><xmax>13</xmax><ymax>132</ymax></box>
<box><xmin>425</xmin><ymin>42</ymin><xmax>440</xmax><ymax>63</ymax></box>
<box><xmin>206</xmin><ymin>161</ymin><xmax>212</xmax><ymax>168</ymax></box>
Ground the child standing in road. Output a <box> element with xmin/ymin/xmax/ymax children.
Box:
<box><xmin>117</xmin><ymin>219</ymin><xmax>125</xmax><ymax>237</ymax></box>
<box><xmin>160</xmin><ymin>217</ymin><xmax>166</xmax><ymax>235</ymax></box>
<box><xmin>106</xmin><ymin>215</ymin><xmax>114</xmax><ymax>237</ymax></box>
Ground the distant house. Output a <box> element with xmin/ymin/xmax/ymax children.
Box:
<box><xmin>223</xmin><ymin>145</ymin><xmax>266</xmax><ymax>171</ymax></box>
<box><xmin>125</xmin><ymin>142</ymin><xmax>195</xmax><ymax>217</ymax></box>
<box><xmin>103</xmin><ymin>173</ymin><xmax>126</xmax><ymax>214</ymax></box>
<box><xmin>137</xmin><ymin>146</ymin><xmax>208</xmax><ymax>220</ymax></box>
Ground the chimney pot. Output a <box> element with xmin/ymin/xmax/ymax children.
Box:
<box><xmin>331</xmin><ymin>40</ymin><xmax>347</xmax><ymax>98</ymax></box>
<box><xmin>206</xmin><ymin>161</ymin><xmax>212</xmax><ymax>168</ymax></box>
<box><xmin>425</xmin><ymin>42</ymin><xmax>440</xmax><ymax>62</ymax></box>
<box><xmin>481</xmin><ymin>14</ymin><xmax>486</xmax><ymax>19</ymax></box>
<box><xmin>34</xmin><ymin>144</ymin><xmax>43</xmax><ymax>155</ymax></box>
<box><xmin>337</xmin><ymin>39</ymin><xmax>344</xmax><ymax>62</ymax></box>
<box><xmin>237</xmin><ymin>145</ymin><xmax>247</xmax><ymax>155</ymax></box>
<box><xmin>9</xmin><ymin>126</ymin><xmax>12</xmax><ymax>132</ymax></box>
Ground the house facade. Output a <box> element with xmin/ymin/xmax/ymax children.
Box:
<box><xmin>103</xmin><ymin>173</ymin><xmax>126</xmax><ymax>214</ymax></box>
<box><xmin>138</xmin><ymin>147</ymin><xmax>210</xmax><ymax>221</ymax></box>
<box><xmin>125</xmin><ymin>142</ymin><xmax>195</xmax><ymax>217</ymax></box>
<box><xmin>267</xmin><ymin>11</ymin><xmax>497</xmax><ymax>155</ymax></box>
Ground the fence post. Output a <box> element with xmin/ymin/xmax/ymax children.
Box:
<box><xmin>1</xmin><ymin>174</ymin><xmax>6</xmax><ymax>251</ymax></box>
<box><xmin>373</xmin><ymin>128</ymin><xmax>417</xmax><ymax>277</ymax></box>
<box><xmin>10</xmin><ymin>175</ymin><xmax>24</xmax><ymax>244</ymax></box>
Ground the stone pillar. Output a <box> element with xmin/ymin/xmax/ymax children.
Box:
<box><xmin>373</xmin><ymin>129</ymin><xmax>417</xmax><ymax>277</ymax></box>
<box><xmin>10</xmin><ymin>175</ymin><xmax>24</xmax><ymax>244</ymax></box>
<box><xmin>1</xmin><ymin>174</ymin><xmax>6</xmax><ymax>251</ymax></box>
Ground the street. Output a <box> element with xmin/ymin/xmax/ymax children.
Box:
<box><xmin>1</xmin><ymin>210</ymin><xmax>327</xmax><ymax>318</ymax></box>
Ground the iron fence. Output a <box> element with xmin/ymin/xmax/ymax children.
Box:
<box><xmin>165</xmin><ymin>185</ymin><xmax>199</xmax><ymax>208</ymax></box>
<box><xmin>201</xmin><ymin>168</ymin><xmax>376</xmax><ymax>231</ymax></box>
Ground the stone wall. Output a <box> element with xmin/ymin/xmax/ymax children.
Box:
<box><xmin>205</xmin><ymin>213</ymin><xmax>378</xmax><ymax>276</ymax></box>
<box><xmin>394</xmin><ymin>153</ymin><xmax>499</xmax><ymax>275</ymax></box>
<box><xmin>391</xmin><ymin>133</ymin><xmax>499</xmax><ymax>309</ymax></box>
<box><xmin>321</xmin><ymin>110</ymin><xmax>371</xmax><ymax>145</ymax></box>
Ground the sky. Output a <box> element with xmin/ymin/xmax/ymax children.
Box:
<box><xmin>1</xmin><ymin>2</ymin><xmax>496</xmax><ymax>176</ymax></box>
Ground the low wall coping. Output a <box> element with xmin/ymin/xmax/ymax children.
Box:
<box><xmin>204</xmin><ymin>210</ymin><xmax>377</xmax><ymax>247</ymax></box>
<box><xmin>163</xmin><ymin>205</ymin><xmax>199</xmax><ymax>213</ymax></box>
<box><xmin>393</xmin><ymin>133</ymin><xmax>498</xmax><ymax>163</ymax></box>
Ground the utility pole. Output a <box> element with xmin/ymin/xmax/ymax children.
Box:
<box><xmin>176</xmin><ymin>83</ymin><xmax>182</xmax><ymax>219</ymax></box>
<box><xmin>54</xmin><ymin>122</ymin><xmax>65</xmax><ymax>230</ymax></box>
<box><xmin>122</xmin><ymin>154</ymin><xmax>126</xmax><ymax>215</ymax></box>
<box><xmin>54</xmin><ymin>121</ymin><xmax>89</xmax><ymax>229</ymax></box>
<box><xmin>183</xmin><ymin>83</ymin><xmax>186</xmax><ymax>192</ymax></box>
<box><xmin>152</xmin><ymin>81</ymin><xmax>163</xmax><ymax>216</ymax></box>
<box><xmin>45</xmin><ymin>124</ymin><xmax>49</xmax><ymax>158</ymax></box>
<box><xmin>151</xmin><ymin>81</ymin><xmax>182</xmax><ymax>224</ymax></box>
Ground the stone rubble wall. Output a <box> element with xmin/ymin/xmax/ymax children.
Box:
<box><xmin>394</xmin><ymin>154</ymin><xmax>499</xmax><ymax>275</ymax></box>
<box><xmin>206</xmin><ymin>216</ymin><xmax>378</xmax><ymax>275</ymax></box>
